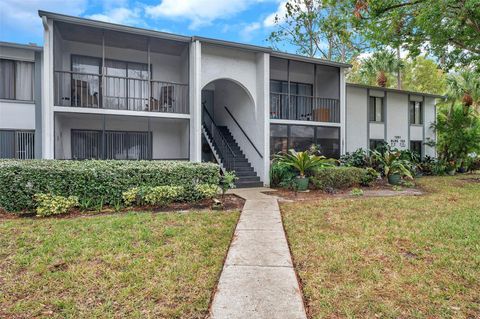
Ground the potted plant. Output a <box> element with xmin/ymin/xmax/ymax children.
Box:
<box><xmin>446</xmin><ymin>160</ymin><xmax>457</xmax><ymax>175</ymax></box>
<box><xmin>374</xmin><ymin>150</ymin><xmax>413</xmax><ymax>185</ymax></box>
<box><xmin>275</xmin><ymin>149</ymin><xmax>332</xmax><ymax>191</ymax></box>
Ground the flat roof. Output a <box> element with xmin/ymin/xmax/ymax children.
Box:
<box><xmin>0</xmin><ymin>41</ymin><xmax>43</xmax><ymax>51</ymax></box>
<box><xmin>347</xmin><ymin>83</ymin><xmax>446</xmax><ymax>99</ymax></box>
<box><xmin>38</xmin><ymin>10</ymin><xmax>351</xmax><ymax>68</ymax></box>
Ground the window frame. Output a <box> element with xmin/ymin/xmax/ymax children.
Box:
<box><xmin>409</xmin><ymin>101</ymin><xmax>423</xmax><ymax>125</ymax></box>
<box><xmin>410</xmin><ymin>140</ymin><xmax>423</xmax><ymax>158</ymax></box>
<box><xmin>0</xmin><ymin>58</ymin><xmax>35</xmax><ymax>102</ymax></box>
<box><xmin>369</xmin><ymin>139</ymin><xmax>386</xmax><ymax>152</ymax></box>
<box><xmin>0</xmin><ymin>130</ymin><xmax>35</xmax><ymax>159</ymax></box>
<box><xmin>71</xmin><ymin>129</ymin><xmax>152</xmax><ymax>160</ymax></box>
<box><xmin>369</xmin><ymin>96</ymin><xmax>384</xmax><ymax>123</ymax></box>
<box><xmin>269</xmin><ymin>123</ymin><xmax>341</xmax><ymax>159</ymax></box>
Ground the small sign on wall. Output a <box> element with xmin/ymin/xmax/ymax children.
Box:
<box><xmin>390</xmin><ymin>136</ymin><xmax>406</xmax><ymax>148</ymax></box>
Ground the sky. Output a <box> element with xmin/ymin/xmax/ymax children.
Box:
<box><xmin>0</xmin><ymin>0</ymin><xmax>289</xmax><ymax>49</ymax></box>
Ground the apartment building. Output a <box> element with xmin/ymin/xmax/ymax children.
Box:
<box><xmin>0</xmin><ymin>11</ymin><xmax>442</xmax><ymax>187</ymax></box>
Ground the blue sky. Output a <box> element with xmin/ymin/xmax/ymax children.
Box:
<box><xmin>0</xmin><ymin>0</ymin><xmax>288</xmax><ymax>49</ymax></box>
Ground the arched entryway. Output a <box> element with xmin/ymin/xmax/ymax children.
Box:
<box><xmin>200</xmin><ymin>78</ymin><xmax>263</xmax><ymax>188</ymax></box>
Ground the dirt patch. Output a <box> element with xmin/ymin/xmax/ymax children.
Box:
<box><xmin>0</xmin><ymin>194</ymin><xmax>245</xmax><ymax>220</ymax></box>
<box><xmin>264</xmin><ymin>183</ymin><xmax>424</xmax><ymax>202</ymax></box>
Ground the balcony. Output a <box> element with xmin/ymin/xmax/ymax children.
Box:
<box><xmin>270</xmin><ymin>92</ymin><xmax>340</xmax><ymax>122</ymax></box>
<box><xmin>52</xmin><ymin>20</ymin><xmax>189</xmax><ymax>115</ymax></box>
<box><xmin>54</xmin><ymin>71</ymin><xmax>189</xmax><ymax>114</ymax></box>
<box><xmin>270</xmin><ymin>57</ymin><xmax>341</xmax><ymax>123</ymax></box>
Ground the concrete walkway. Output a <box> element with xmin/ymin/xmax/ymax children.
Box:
<box><xmin>209</xmin><ymin>188</ymin><xmax>307</xmax><ymax>319</ymax></box>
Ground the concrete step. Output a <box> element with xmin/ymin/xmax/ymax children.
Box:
<box><xmin>235</xmin><ymin>181</ymin><xmax>264</xmax><ymax>188</ymax></box>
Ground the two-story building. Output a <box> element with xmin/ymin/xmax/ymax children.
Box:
<box><xmin>0</xmin><ymin>11</ymin><xmax>443</xmax><ymax>187</ymax></box>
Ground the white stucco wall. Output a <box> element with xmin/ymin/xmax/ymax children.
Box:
<box><xmin>201</xmin><ymin>44</ymin><xmax>266</xmax><ymax>183</ymax></box>
<box><xmin>0</xmin><ymin>102</ymin><xmax>36</xmax><ymax>130</ymax></box>
<box><xmin>346</xmin><ymin>85</ymin><xmax>438</xmax><ymax>156</ymax></box>
<box><xmin>54</xmin><ymin>114</ymin><xmax>188</xmax><ymax>159</ymax></box>
<box><xmin>345</xmin><ymin>86</ymin><xmax>368</xmax><ymax>152</ymax></box>
<box><xmin>0</xmin><ymin>45</ymin><xmax>38</xmax><ymax>131</ymax></box>
<box><xmin>386</xmin><ymin>92</ymin><xmax>409</xmax><ymax>150</ymax></box>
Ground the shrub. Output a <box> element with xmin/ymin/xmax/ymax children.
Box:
<box><xmin>311</xmin><ymin>167</ymin><xmax>370</xmax><ymax>190</ymax></box>
<box><xmin>275</xmin><ymin>149</ymin><xmax>334</xmax><ymax>177</ymax></box>
<box><xmin>270</xmin><ymin>160</ymin><xmax>296</xmax><ymax>187</ymax></box>
<box><xmin>361</xmin><ymin>168</ymin><xmax>379</xmax><ymax>186</ymax></box>
<box><xmin>122</xmin><ymin>188</ymin><xmax>139</xmax><ymax>207</ymax></box>
<box><xmin>141</xmin><ymin>186</ymin><xmax>184</xmax><ymax>206</ymax></box>
<box><xmin>34</xmin><ymin>193</ymin><xmax>79</xmax><ymax>217</ymax></box>
<box><xmin>219</xmin><ymin>171</ymin><xmax>237</xmax><ymax>200</ymax></box>
<box><xmin>195</xmin><ymin>184</ymin><xmax>218</xmax><ymax>199</ymax></box>
<box><xmin>0</xmin><ymin>160</ymin><xmax>220</xmax><ymax>212</ymax></box>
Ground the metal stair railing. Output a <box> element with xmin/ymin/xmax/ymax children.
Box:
<box><xmin>202</xmin><ymin>106</ymin><xmax>237</xmax><ymax>171</ymax></box>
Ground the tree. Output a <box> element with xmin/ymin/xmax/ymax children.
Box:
<box><xmin>433</xmin><ymin>104</ymin><xmax>480</xmax><ymax>166</ymax></box>
<box><xmin>267</xmin><ymin>0</ymin><xmax>367</xmax><ymax>62</ymax></box>
<box><xmin>445</xmin><ymin>71</ymin><xmax>480</xmax><ymax>111</ymax></box>
<box><xmin>359</xmin><ymin>51</ymin><xmax>404</xmax><ymax>87</ymax></box>
<box><xmin>402</xmin><ymin>56</ymin><xmax>447</xmax><ymax>95</ymax></box>
<box><xmin>353</xmin><ymin>0</ymin><xmax>480</xmax><ymax>70</ymax></box>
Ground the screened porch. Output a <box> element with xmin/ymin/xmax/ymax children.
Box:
<box><xmin>52</xmin><ymin>21</ymin><xmax>189</xmax><ymax>114</ymax></box>
<box><xmin>54</xmin><ymin>113</ymin><xmax>189</xmax><ymax>160</ymax></box>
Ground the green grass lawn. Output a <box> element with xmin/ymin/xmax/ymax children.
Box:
<box><xmin>0</xmin><ymin>210</ymin><xmax>239</xmax><ymax>318</ymax></box>
<box><xmin>282</xmin><ymin>175</ymin><xmax>480</xmax><ymax>318</ymax></box>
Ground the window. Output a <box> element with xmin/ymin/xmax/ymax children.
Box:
<box><xmin>270</xmin><ymin>124</ymin><xmax>341</xmax><ymax>159</ymax></box>
<box><xmin>290</xmin><ymin>126</ymin><xmax>315</xmax><ymax>152</ymax></box>
<box><xmin>410</xmin><ymin>141</ymin><xmax>422</xmax><ymax>157</ymax></box>
<box><xmin>0</xmin><ymin>59</ymin><xmax>34</xmax><ymax>101</ymax></box>
<box><xmin>369</xmin><ymin>139</ymin><xmax>386</xmax><ymax>152</ymax></box>
<box><xmin>71</xmin><ymin>130</ymin><xmax>150</xmax><ymax>160</ymax></box>
<box><xmin>270</xmin><ymin>80</ymin><xmax>313</xmax><ymax>120</ymax></box>
<box><xmin>0</xmin><ymin>130</ymin><xmax>35</xmax><ymax>159</ymax></box>
<box><xmin>270</xmin><ymin>124</ymin><xmax>288</xmax><ymax>155</ymax></box>
<box><xmin>316</xmin><ymin>126</ymin><xmax>340</xmax><ymax>159</ymax></box>
<box><xmin>369</xmin><ymin>96</ymin><xmax>384</xmax><ymax>122</ymax></box>
<box><xmin>409</xmin><ymin>101</ymin><xmax>423</xmax><ymax>124</ymax></box>
<box><xmin>70</xmin><ymin>55</ymin><xmax>149</xmax><ymax>110</ymax></box>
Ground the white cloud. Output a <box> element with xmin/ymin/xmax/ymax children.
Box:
<box><xmin>263</xmin><ymin>1</ymin><xmax>287</xmax><ymax>27</ymax></box>
<box><xmin>145</xmin><ymin>0</ymin><xmax>271</xmax><ymax>29</ymax></box>
<box><xmin>0</xmin><ymin>0</ymin><xmax>88</xmax><ymax>42</ymax></box>
<box><xmin>87</xmin><ymin>7</ymin><xmax>142</xmax><ymax>26</ymax></box>
<box><xmin>240</xmin><ymin>22</ymin><xmax>261</xmax><ymax>41</ymax></box>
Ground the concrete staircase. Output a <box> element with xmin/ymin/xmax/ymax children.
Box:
<box><xmin>202</xmin><ymin>123</ymin><xmax>263</xmax><ymax>188</ymax></box>
<box><xmin>217</xmin><ymin>126</ymin><xmax>262</xmax><ymax>188</ymax></box>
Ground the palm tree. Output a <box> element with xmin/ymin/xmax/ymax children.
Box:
<box><xmin>360</xmin><ymin>51</ymin><xmax>404</xmax><ymax>87</ymax></box>
<box><xmin>445</xmin><ymin>71</ymin><xmax>480</xmax><ymax>112</ymax></box>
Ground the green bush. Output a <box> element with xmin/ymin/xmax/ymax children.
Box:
<box><xmin>34</xmin><ymin>193</ymin><xmax>79</xmax><ymax>217</ymax></box>
<box><xmin>0</xmin><ymin>160</ymin><xmax>220</xmax><ymax>212</ymax></box>
<box><xmin>195</xmin><ymin>184</ymin><xmax>219</xmax><ymax>199</ymax></box>
<box><xmin>311</xmin><ymin>167</ymin><xmax>371</xmax><ymax>190</ymax></box>
<box><xmin>141</xmin><ymin>186</ymin><xmax>184</xmax><ymax>206</ymax></box>
<box><xmin>361</xmin><ymin>168</ymin><xmax>379</xmax><ymax>186</ymax></box>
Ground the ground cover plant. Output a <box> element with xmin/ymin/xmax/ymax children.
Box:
<box><xmin>281</xmin><ymin>175</ymin><xmax>480</xmax><ymax>318</ymax></box>
<box><xmin>0</xmin><ymin>210</ymin><xmax>239</xmax><ymax>318</ymax></box>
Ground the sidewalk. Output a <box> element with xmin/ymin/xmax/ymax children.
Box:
<box><xmin>209</xmin><ymin>188</ymin><xmax>307</xmax><ymax>319</ymax></box>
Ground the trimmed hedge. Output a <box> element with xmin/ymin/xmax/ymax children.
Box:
<box><xmin>0</xmin><ymin>160</ymin><xmax>221</xmax><ymax>212</ymax></box>
<box><xmin>311</xmin><ymin>167</ymin><xmax>373</xmax><ymax>190</ymax></box>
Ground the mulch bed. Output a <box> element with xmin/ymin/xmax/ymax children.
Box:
<box><xmin>0</xmin><ymin>194</ymin><xmax>245</xmax><ymax>220</ymax></box>
<box><xmin>264</xmin><ymin>180</ymin><xmax>424</xmax><ymax>202</ymax></box>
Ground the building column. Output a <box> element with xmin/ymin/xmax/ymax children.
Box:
<box><xmin>41</xmin><ymin>17</ymin><xmax>55</xmax><ymax>159</ymax></box>
<box><xmin>340</xmin><ymin>68</ymin><xmax>346</xmax><ymax>155</ymax></box>
<box><xmin>189</xmin><ymin>40</ymin><xmax>202</xmax><ymax>162</ymax></box>
<box><xmin>34</xmin><ymin>51</ymin><xmax>43</xmax><ymax>159</ymax></box>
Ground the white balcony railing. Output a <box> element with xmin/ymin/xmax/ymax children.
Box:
<box><xmin>54</xmin><ymin>70</ymin><xmax>189</xmax><ymax>114</ymax></box>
